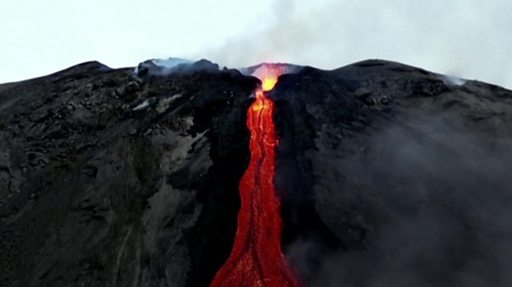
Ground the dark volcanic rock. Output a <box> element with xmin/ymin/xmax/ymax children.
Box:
<box><xmin>135</xmin><ymin>58</ymin><xmax>220</xmax><ymax>78</ymax></box>
<box><xmin>1</xmin><ymin>59</ymin><xmax>512</xmax><ymax>287</ymax></box>
<box><xmin>0</xmin><ymin>62</ymin><xmax>256</xmax><ymax>287</ymax></box>
<box><xmin>272</xmin><ymin>60</ymin><xmax>512</xmax><ymax>287</ymax></box>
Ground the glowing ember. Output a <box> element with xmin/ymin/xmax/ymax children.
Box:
<box><xmin>210</xmin><ymin>66</ymin><xmax>301</xmax><ymax>287</ymax></box>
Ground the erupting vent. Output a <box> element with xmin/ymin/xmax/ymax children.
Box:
<box><xmin>252</xmin><ymin>65</ymin><xmax>283</xmax><ymax>92</ymax></box>
<box><xmin>210</xmin><ymin>65</ymin><xmax>301</xmax><ymax>287</ymax></box>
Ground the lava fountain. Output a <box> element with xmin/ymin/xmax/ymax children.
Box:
<box><xmin>210</xmin><ymin>65</ymin><xmax>301</xmax><ymax>287</ymax></box>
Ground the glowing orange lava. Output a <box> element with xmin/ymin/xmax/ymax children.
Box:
<box><xmin>262</xmin><ymin>77</ymin><xmax>278</xmax><ymax>91</ymax></box>
<box><xmin>253</xmin><ymin>64</ymin><xmax>284</xmax><ymax>92</ymax></box>
<box><xmin>210</xmin><ymin>65</ymin><xmax>301</xmax><ymax>287</ymax></box>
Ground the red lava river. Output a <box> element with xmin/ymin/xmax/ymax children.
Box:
<box><xmin>210</xmin><ymin>65</ymin><xmax>301</xmax><ymax>287</ymax></box>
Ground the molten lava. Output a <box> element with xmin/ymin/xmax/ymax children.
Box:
<box><xmin>252</xmin><ymin>64</ymin><xmax>284</xmax><ymax>92</ymax></box>
<box><xmin>210</xmin><ymin>66</ymin><xmax>301</xmax><ymax>287</ymax></box>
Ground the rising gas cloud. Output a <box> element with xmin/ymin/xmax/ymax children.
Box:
<box><xmin>200</xmin><ymin>0</ymin><xmax>512</xmax><ymax>89</ymax></box>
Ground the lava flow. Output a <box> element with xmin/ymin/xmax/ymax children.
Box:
<box><xmin>210</xmin><ymin>65</ymin><xmax>301</xmax><ymax>287</ymax></box>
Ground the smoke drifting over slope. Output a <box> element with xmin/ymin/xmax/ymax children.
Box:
<box><xmin>263</xmin><ymin>61</ymin><xmax>512</xmax><ymax>286</ymax></box>
<box><xmin>202</xmin><ymin>0</ymin><xmax>512</xmax><ymax>89</ymax></box>
<box><xmin>287</xmin><ymin>114</ymin><xmax>512</xmax><ymax>286</ymax></box>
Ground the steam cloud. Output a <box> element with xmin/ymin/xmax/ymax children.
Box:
<box><xmin>200</xmin><ymin>0</ymin><xmax>512</xmax><ymax>89</ymax></box>
<box><xmin>285</xmin><ymin>113</ymin><xmax>512</xmax><ymax>286</ymax></box>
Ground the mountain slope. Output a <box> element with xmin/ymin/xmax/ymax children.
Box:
<box><xmin>1</xmin><ymin>60</ymin><xmax>512</xmax><ymax>287</ymax></box>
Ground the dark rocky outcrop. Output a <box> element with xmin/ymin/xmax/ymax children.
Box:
<box><xmin>1</xmin><ymin>59</ymin><xmax>512</xmax><ymax>287</ymax></box>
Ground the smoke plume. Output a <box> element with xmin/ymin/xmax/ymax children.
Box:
<box><xmin>200</xmin><ymin>0</ymin><xmax>512</xmax><ymax>89</ymax></box>
<box><xmin>286</xmin><ymin>113</ymin><xmax>512</xmax><ymax>286</ymax></box>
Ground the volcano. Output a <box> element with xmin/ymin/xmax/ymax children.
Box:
<box><xmin>1</xmin><ymin>59</ymin><xmax>512</xmax><ymax>287</ymax></box>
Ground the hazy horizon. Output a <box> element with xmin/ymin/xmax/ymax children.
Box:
<box><xmin>1</xmin><ymin>0</ymin><xmax>511</xmax><ymax>88</ymax></box>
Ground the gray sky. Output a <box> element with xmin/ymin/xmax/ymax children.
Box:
<box><xmin>1</xmin><ymin>0</ymin><xmax>511</xmax><ymax>88</ymax></box>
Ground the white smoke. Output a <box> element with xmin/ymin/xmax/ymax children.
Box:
<box><xmin>199</xmin><ymin>0</ymin><xmax>512</xmax><ymax>89</ymax></box>
<box><xmin>134</xmin><ymin>58</ymin><xmax>221</xmax><ymax>77</ymax></box>
<box><xmin>441</xmin><ymin>75</ymin><xmax>467</xmax><ymax>86</ymax></box>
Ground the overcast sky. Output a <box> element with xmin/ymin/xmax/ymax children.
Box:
<box><xmin>1</xmin><ymin>0</ymin><xmax>511</xmax><ymax>88</ymax></box>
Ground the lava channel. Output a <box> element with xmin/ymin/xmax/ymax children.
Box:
<box><xmin>210</xmin><ymin>65</ymin><xmax>301</xmax><ymax>287</ymax></box>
